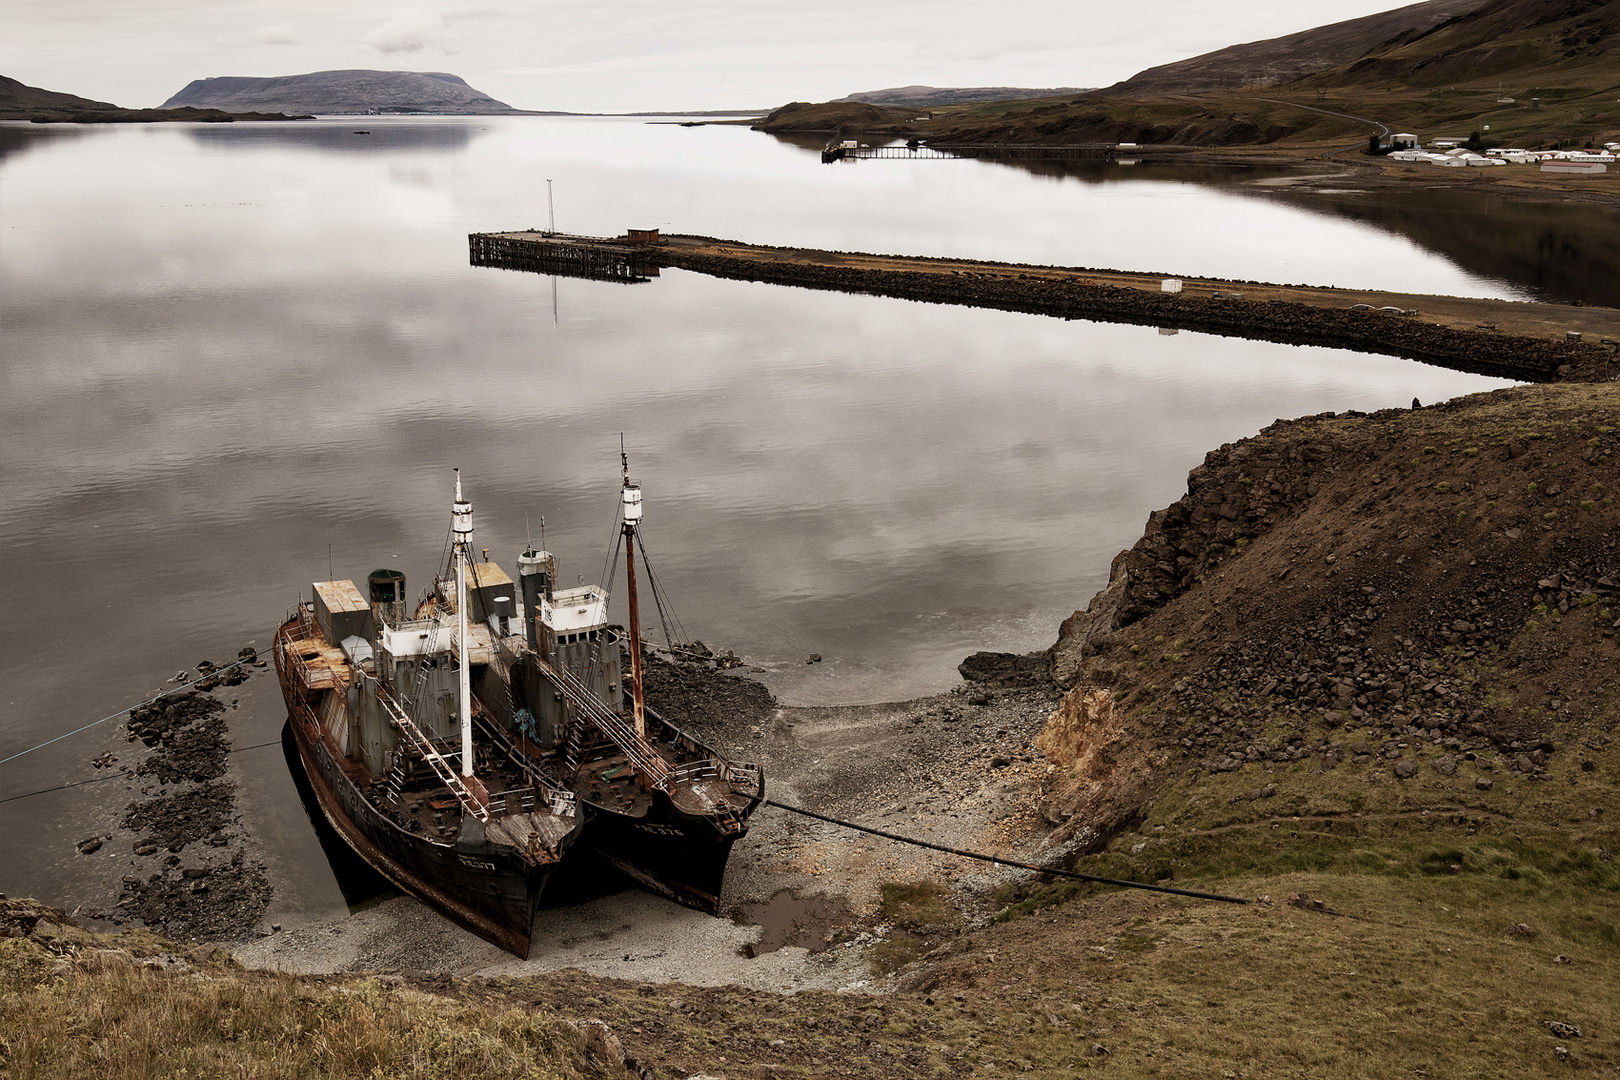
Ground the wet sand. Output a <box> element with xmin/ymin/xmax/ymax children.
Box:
<box><xmin>225</xmin><ymin>664</ymin><xmax>1071</xmax><ymax>990</ymax></box>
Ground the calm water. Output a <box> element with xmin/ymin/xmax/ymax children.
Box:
<box><xmin>0</xmin><ymin>115</ymin><xmax>1561</xmax><ymax>914</ymax></box>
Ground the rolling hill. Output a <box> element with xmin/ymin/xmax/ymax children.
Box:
<box><xmin>838</xmin><ymin>85</ymin><xmax>1089</xmax><ymax>107</ymax></box>
<box><xmin>803</xmin><ymin>0</ymin><xmax>1620</xmax><ymax>149</ymax></box>
<box><xmin>0</xmin><ymin>74</ymin><xmax>303</xmax><ymax>123</ymax></box>
<box><xmin>1294</xmin><ymin>0</ymin><xmax>1620</xmax><ymax>89</ymax></box>
<box><xmin>1107</xmin><ymin>0</ymin><xmax>1488</xmax><ymax>94</ymax></box>
<box><xmin>0</xmin><ymin>74</ymin><xmax>117</xmax><ymax>116</ymax></box>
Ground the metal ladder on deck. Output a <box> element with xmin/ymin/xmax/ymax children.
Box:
<box><xmin>376</xmin><ymin>687</ymin><xmax>490</xmax><ymax>822</ymax></box>
<box><xmin>535</xmin><ymin>656</ymin><xmax>674</xmax><ymax>792</ymax></box>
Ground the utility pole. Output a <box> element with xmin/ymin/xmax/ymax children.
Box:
<box><xmin>546</xmin><ymin>179</ymin><xmax>555</xmax><ymax>234</ymax></box>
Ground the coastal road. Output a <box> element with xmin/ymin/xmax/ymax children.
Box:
<box><xmin>1256</xmin><ymin>98</ymin><xmax>1393</xmax><ymax>158</ymax></box>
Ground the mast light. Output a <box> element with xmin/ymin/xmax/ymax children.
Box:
<box><xmin>453</xmin><ymin>468</ymin><xmax>474</xmax><ymax>538</ymax></box>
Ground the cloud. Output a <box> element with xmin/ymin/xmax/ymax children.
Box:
<box><xmin>362</xmin><ymin>11</ymin><xmax>460</xmax><ymax>55</ymax></box>
<box><xmin>253</xmin><ymin>22</ymin><xmax>299</xmax><ymax>46</ymax></box>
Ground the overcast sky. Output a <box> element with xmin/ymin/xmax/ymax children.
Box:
<box><xmin>8</xmin><ymin>0</ymin><xmax>1411</xmax><ymax>112</ymax></box>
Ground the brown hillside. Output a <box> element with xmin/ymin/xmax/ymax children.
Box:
<box><xmin>750</xmin><ymin>99</ymin><xmax>918</xmax><ymax>134</ymax></box>
<box><xmin>1109</xmin><ymin>0</ymin><xmax>1487</xmax><ymax>94</ymax></box>
<box><xmin>0</xmin><ymin>74</ymin><xmax>117</xmax><ymax>118</ymax></box>
<box><xmin>1299</xmin><ymin>0</ymin><xmax>1620</xmax><ymax>87</ymax></box>
<box><xmin>783</xmin><ymin>0</ymin><xmax>1620</xmax><ymax>149</ymax></box>
<box><xmin>1045</xmin><ymin>381</ymin><xmax>1620</xmax><ymax>847</ymax></box>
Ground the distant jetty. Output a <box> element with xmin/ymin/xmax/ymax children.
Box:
<box><xmin>470</xmin><ymin>229</ymin><xmax>1616</xmax><ymax>383</ymax></box>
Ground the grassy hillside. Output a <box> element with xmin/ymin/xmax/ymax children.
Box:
<box><xmin>0</xmin><ymin>898</ymin><xmax>624</xmax><ymax>1079</ymax></box>
<box><xmin>750</xmin><ymin>99</ymin><xmax>919</xmax><ymax>133</ymax></box>
<box><xmin>1298</xmin><ymin>0</ymin><xmax>1620</xmax><ymax>90</ymax></box>
<box><xmin>0</xmin><ymin>73</ymin><xmax>116</xmax><ymax>117</ymax></box>
<box><xmin>773</xmin><ymin>0</ymin><xmax>1620</xmax><ymax>149</ymax></box>
<box><xmin>1111</xmin><ymin>0</ymin><xmax>1487</xmax><ymax>94</ymax></box>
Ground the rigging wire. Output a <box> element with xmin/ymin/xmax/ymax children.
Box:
<box><xmin>597</xmin><ymin>494</ymin><xmax>624</xmax><ymax>598</ymax></box>
<box><xmin>0</xmin><ymin>739</ymin><xmax>283</xmax><ymax>805</ymax></box>
<box><xmin>0</xmin><ymin>653</ymin><xmax>261</xmax><ymax>768</ymax></box>
<box><xmin>633</xmin><ymin>529</ymin><xmax>686</xmax><ymax>652</ymax></box>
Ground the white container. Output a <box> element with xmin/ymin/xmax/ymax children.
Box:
<box><xmin>1161</xmin><ymin>279</ymin><xmax>1181</xmax><ymax>294</ymax></box>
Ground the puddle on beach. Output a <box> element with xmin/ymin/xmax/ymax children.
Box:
<box><xmin>732</xmin><ymin>890</ymin><xmax>855</xmax><ymax>957</ymax></box>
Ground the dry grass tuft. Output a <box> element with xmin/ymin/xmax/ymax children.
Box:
<box><xmin>0</xmin><ymin>936</ymin><xmax>610</xmax><ymax>1080</ymax></box>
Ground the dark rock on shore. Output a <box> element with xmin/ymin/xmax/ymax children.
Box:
<box><xmin>958</xmin><ymin>651</ymin><xmax>1052</xmax><ymax>688</ymax></box>
<box><xmin>127</xmin><ymin>690</ymin><xmax>225</xmax><ymax>748</ymax></box>
<box><xmin>104</xmin><ymin>654</ymin><xmax>271</xmax><ymax>941</ymax></box>
<box><xmin>639</xmin><ymin>647</ymin><xmax>777</xmax><ymax>741</ymax></box>
<box><xmin>123</xmin><ymin>781</ymin><xmax>235</xmax><ymax>852</ymax></box>
<box><xmin>118</xmin><ymin>855</ymin><xmax>272</xmax><ymax>943</ymax></box>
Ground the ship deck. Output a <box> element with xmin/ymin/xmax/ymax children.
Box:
<box><xmin>575</xmin><ymin>751</ymin><xmax>654</xmax><ymax>817</ymax></box>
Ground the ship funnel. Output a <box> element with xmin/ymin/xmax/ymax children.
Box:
<box><xmin>367</xmin><ymin>568</ymin><xmax>407</xmax><ymax>625</ymax></box>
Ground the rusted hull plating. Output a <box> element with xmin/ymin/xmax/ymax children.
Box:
<box><xmin>583</xmin><ymin>789</ymin><xmax>753</xmax><ymax>913</ymax></box>
<box><xmin>569</xmin><ymin>705</ymin><xmax>765</xmax><ymax>913</ymax></box>
<box><xmin>275</xmin><ymin>619</ymin><xmax>556</xmax><ymax>958</ymax></box>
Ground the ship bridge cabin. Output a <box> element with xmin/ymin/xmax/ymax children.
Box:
<box><xmin>493</xmin><ymin>579</ymin><xmax>624</xmax><ymax>751</ymax></box>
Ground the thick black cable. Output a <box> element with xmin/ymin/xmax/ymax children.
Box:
<box><xmin>764</xmin><ymin>798</ymin><xmax>1251</xmax><ymax>905</ymax></box>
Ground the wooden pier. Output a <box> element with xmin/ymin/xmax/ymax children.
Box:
<box><xmin>467</xmin><ymin>231</ymin><xmax>660</xmax><ymax>284</ymax></box>
<box><xmin>463</xmin><ymin>227</ymin><xmax>1613</xmax><ymax>383</ymax></box>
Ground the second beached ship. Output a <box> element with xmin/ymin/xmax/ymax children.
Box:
<box><xmin>274</xmin><ymin>461</ymin><xmax>764</xmax><ymax>956</ymax></box>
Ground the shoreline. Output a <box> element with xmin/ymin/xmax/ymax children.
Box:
<box><xmin>52</xmin><ymin>639</ymin><xmax>1073</xmax><ymax>992</ymax></box>
<box><xmin>225</xmin><ymin>655</ymin><xmax>1071</xmax><ymax>988</ymax></box>
<box><xmin>14</xmin><ymin>377</ymin><xmax>1619</xmax><ymax>1077</ymax></box>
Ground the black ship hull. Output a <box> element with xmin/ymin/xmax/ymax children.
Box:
<box><xmin>581</xmin><ymin>787</ymin><xmax>755</xmax><ymax>914</ymax></box>
<box><xmin>277</xmin><ymin>635</ymin><xmax>556</xmax><ymax>957</ymax></box>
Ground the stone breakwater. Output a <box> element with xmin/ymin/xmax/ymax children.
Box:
<box><xmin>654</xmin><ymin>244</ymin><xmax>1605</xmax><ymax>383</ymax></box>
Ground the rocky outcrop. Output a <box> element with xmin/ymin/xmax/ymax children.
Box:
<box><xmin>959</xmin><ymin>650</ymin><xmax>1052</xmax><ymax>688</ymax></box>
<box><xmin>1049</xmin><ymin>571</ymin><xmax>1127</xmax><ymax>688</ymax></box>
<box><xmin>1043</xmin><ymin>381</ymin><xmax>1620</xmax><ymax>800</ymax></box>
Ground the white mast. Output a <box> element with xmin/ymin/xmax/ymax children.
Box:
<box><xmin>620</xmin><ymin>447</ymin><xmax>647</xmax><ymax>742</ymax></box>
<box><xmin>452</xmin><ymin>469</ymin><xmax>475</xmax><ymax>779</ymax></box>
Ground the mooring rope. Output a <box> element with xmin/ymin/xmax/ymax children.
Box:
<box><xmin>0</xmin><ymin>653</ymin><xmax>259</xmax><ymax>768</ymax></box>
<box><xmin>764</xmin><ymin>797</ymin><xmax>1252</xmax><ymax>905</ymax></box>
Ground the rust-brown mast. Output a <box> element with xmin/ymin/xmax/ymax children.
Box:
<box><xmin>621</xmin><ymin>447</ymin><xmax>648</xmax><ymax>742</ymax></box>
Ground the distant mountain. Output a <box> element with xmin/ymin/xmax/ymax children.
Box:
<box><xmin>1108</xmin><ymin>0</ymin><xmax>1486</xmax><ymax>94</ymax></box>
<box><xmin>837</xmin><ymin>85</ymin><xmax>1089</xmax><ymax>108</ymax></box>
<box><xmin>162</xmin><ymin>69</ymin><xmax>519</xmax><ymax>115</ymax></box>
<box><xmin>0</xmin><ymin>74</ymin><xmax>117</xmax><ymax>117</ymax></box>
<box><xmin>0</xmin><ymin>74</ymin><xmax>300</xmax><ymax>124</ymax></box>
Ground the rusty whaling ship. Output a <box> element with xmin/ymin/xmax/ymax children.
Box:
<box><xmin>274</xmin><ymin>462</ymin><xmax>764</xmax><ymax>956</ymax></box>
